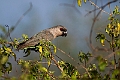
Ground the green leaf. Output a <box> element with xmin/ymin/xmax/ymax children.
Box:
<box><xmin>11</xmin><ymin>52</ymin><xmax>16</xmax><ymax>61</ymax></box>
<box><xmin>78</xmin><ymin>51</ymin><xmax>85</xmax><ymax>63</ymax></box>
<box><xmin>22</xmin><ymin>34</ymin><xmax>28</xmax><ymax>40</ymax></box>
<box><xmin>96</xmin><ymin>33</ymin><xmax>106</xmax><ymax>46</ymax></box>
<box><xmin>100</xmin><ymin>39</ymin><xmax>105</xmax><ymax>46</ymax></box>
<box><xmin>39</xmin><ymin>46</ymin><xmax>42</xmax><ymax>53</ymax></box>
<box><xmin>84</xmin><ymin>0</ymin><xmax>86</xmax><ymax>3</ymax></box>
<box><xmin>52</xmin><ymin>44</ymin><xmax>56</xmax><ymax>53</ymax></box>
<box><xmin>116</xmin><ymin>51</ymin><xmax>120</xmax><ymax>55</ymax></box>
<box><xmin>88</xmin><ymin>64</ymin><xmax>97</xmax><ymax>71</ymax></box>
<box><xmin>98</xmin><ymin>61</ymin><xmax>107</xmax><ymax>71</ymax></box>
<box><xmin>97</xmin><ymin>56</ymin><xmax>108</xmax><ymax>71</ymax></box>
<box><xmin>112</xmin><ymin>69</ymin><xmax>120</xmax><ymax>79</ymax></box>
<box><xmin>41</xmin><ymin>67</ymin><xmax>48</xmax><ymax>72</ymax></box>
<box><xmin>78</xmin><ymin>51</ymin><xmax>90</xmax><ymax>63</ymax></box>
<box><xmin>1</xmin><ymin>56</ymin><xmax>8</xmax><ymax>64</ymax></box>
<box><xmin>6</xmin><ymin>62</ymin><xmax>12</xmax><ymax>73</ymax></box>
<box><xmin>77</xmin><ymin>0</ymin><xmax>82</xmax><ymax>7</ymax></box>
<box><xmin>113</xmin><ymin>6</ymin><xmax>119</xmax><ymax>14</ymax></box>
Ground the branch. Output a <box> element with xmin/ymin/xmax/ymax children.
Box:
<box><xmin>88</xmin><ymin>0</ymin><xmax>118</xmax><ymax>51</ymax></box>
<box><xmin>51</xmin><ymin>55</ymin><xmax>63</xmax><ymax>72</ymax></box>
<box><xmin>85</xmin><ymin>0</ymin><xmax>112</xmax><ymax>17</ymax></box>
<box><xmin>14</xmin><ymin>2</ymin><xmax>33</xmax><ymax>29</ymax></box>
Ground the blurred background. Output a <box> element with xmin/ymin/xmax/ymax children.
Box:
<box><xmin>0</xmin><ymin>0</ymin><xmax>119</xmax><ymax>76</ymax></box>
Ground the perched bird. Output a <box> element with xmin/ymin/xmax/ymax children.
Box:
<box><xmin>17</xmin><ymin>25</ymin><xmax>67</xmax><ymax>50</ymax></box>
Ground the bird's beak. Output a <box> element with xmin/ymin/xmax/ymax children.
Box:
<box><xmin>63</xmin><ymin>31</ymin><xmax>67</xmax><ymax>37</ymax></box>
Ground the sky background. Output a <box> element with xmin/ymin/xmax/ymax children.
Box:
<box><xmin>0</xmin><ymin>0</ymin><xmax>119</xmax><ymax>76</ymax></box>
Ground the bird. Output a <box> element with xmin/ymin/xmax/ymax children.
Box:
<box><xmin>17</xmin><ymin>25</ymin><xmax>67</xmax><ymax>50</ymax></box>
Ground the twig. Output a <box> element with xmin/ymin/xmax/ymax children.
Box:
<box><xmin>80</xmin><ymin>64</ymin><xmax>91</xmax><ymax>78</ymax></box>
<box><xmin>37</xmin><ymin>61</ymin><xmax>57</xmax><ymax>66</ymax></box>
<box><xmin>105</xmin><ymin>47</ymin><xmax>120</xmax><ymax>59</ymax></box>
<box><xmin>14</xmin><ymin>2</ymin><xmax>32</xmax><ymax>29</ymax></box>
<box><xmin>5</xmin><ymin>25</ymin><xmax>13</xmax><ymax>42</ymax></box>
<box><xmin>85</xmin><ymin>0</ymin><xmax>112</xmax><ymax>17</ymax></box>
<box><xmin>57</xmin><ymin>48</ymin><xmax>77</xmax><ymax>63</ymax></box>
<box><xmin>51</xmin><ymin>55</ymin><xmax>63</xmax><ymax>72</ymax></box>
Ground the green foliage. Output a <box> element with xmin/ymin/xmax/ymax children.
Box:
<box><xmin>97</xmin><ymin>56</ymin><xmax>108</xmax><ymax>71</ymax></box>
<box><xmin>59</xmin><ymin>61</ymin><xmax>80</xmax><ymax>79</ymax></box>
<box><xmin>0</xmin><ymin>38</ymin><xmax>16</xmax><ymax>74</ymax></box>
<box><xmin>23</xmin><ymin>39</ymin><xmax>56</xmax><ymax>62</ymax></box>
<box><xmin>17</xmin><ymin>59</ymin><xmax>53</xmax><ymax>80</ymax></box>
<box><xmin>78</xmin><ymin>51</ymin><xmax>92</xmax><ymax>67</ymax></box>
<box><xmin>87</xmin><ymin>64</ymin><xmax>102</xmax><ymax>79</ymax></box>
<box><xmin>96</xmin><ymin>33</ymin><xmax>106</xmax><ymax>46</ymax></box>
<box><xmin>22</xmin><ymin>34</ymin><xmax>29</xmax><ymax>41</ymax></box>
<box><xmin>111</xmin><ymin>69</ymin><xmax>120</xmax><ymax>80</ymax></box>
<box><xmin>97</xmin><ymin>6</ymin><xmax>120</xmax><ymax>48</ymax></box>
<box><xmin>77</xmin><ymin>0</ymin><xmax>87</xmax><ymax>7</ymax></box>
<box><xmin>95</xmin><ymin>5</ymin><xmax>120</xmax><ymax>80</ymax></box>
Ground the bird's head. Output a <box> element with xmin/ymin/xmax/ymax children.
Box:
<box><xmin>49</xmin><ymin>25</ymin><xmax>67</xmax><ymax>38</ymax></box>
<box><xmin>59</xmin><ymin>26</ymin><xmax>67</xmax><ymax>37</ymax></box>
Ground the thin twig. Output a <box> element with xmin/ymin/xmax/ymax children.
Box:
<box><xmin>5</xmin><ymin>25</ymin><xmax>13</xmax><ymax>42</ymax></box>
<box><xmin>51</xmin><ymin>55</ymin><xmax>63</xmax><ymax>72</ymax></box>
<box><xmin>57</xmin><ymin>48</ymin><xmax>77</xmax><ymax>63</ymax></box>
<box><xmin>80</xmin><ymin>64</ymin><xmax>91</xmax><ymax>78</ymax></box>
<box><xmin>85</xmin><ymin>0</ymin><xmax>112</xmax><ymax>17</ymax></box>
<box><xmin>14</xmin><ymin>2</ymin><xmax>32</xmax><ymax>29</ymax></box>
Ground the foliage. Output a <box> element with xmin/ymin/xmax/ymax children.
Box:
<box><xmin>17</xmin><ymin>59</ymin><xmax>53</xmax><ymax>80</ymax></box>
<box><xmin>0</xmin><ymin>38</ymin><xmax>16</xmax><ymax>74</ymax></box>
<box><xmin>77</xmin><ymin>0</ymin><xmax>86</xmax><ymax>7</ymax></box>
<box><xmin>0</xmin><ymin>1</ymin><xmax>120</xmax><ymax>80</ymax></box>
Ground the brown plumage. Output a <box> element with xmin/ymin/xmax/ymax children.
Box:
<box><xmin>17</xmin><ymin>25</ymin><xmax>67</xmax><ymax>50</ymax></box>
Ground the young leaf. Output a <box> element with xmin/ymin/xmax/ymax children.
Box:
<box><xmin>39</xmin><ymin>46</ymin><xmax>42</xmax><ymax>53</ymax></box>
<box><xmin>77</xmin><ymin>0</ymin><xmax>82</xmax><ymax>7</ymax></box>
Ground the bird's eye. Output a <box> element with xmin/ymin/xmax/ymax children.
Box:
<box><xmin>60</xmin><ymin>28</ymin><xmax>67</xmax><ymax>32</ymax></box>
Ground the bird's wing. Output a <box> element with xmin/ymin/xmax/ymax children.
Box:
<box><xmin>17</xmin><ymin>30</ymin><xmax>54</xmax><ymax>49</ymax></box>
